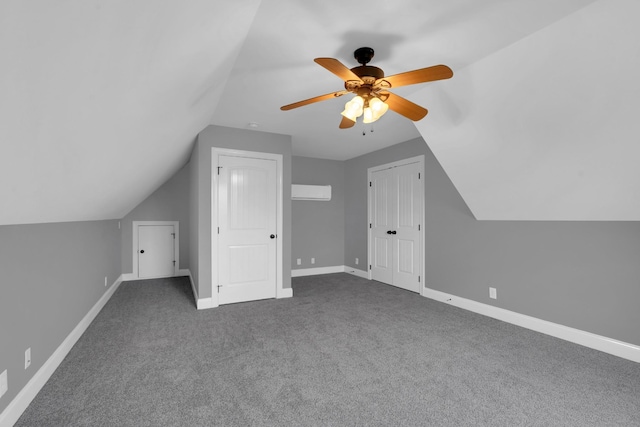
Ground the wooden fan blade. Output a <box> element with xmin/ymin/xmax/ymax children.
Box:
<box><xmin>339</xmin><ymin>116</ymin><xmax>355</xmax><ymax>129</ymax></box>
<box><xmin>281</xmin><ymin>90</ymin><xmax>348</xmax><ymax>111</ymax></box>
<box><xmin>314</xmin><ymin>58</ymin><xmax>363</xmax><ymax>83</ymax></box>
<box><xmin>383</xmin><ymin>92</ymin><xmax>428</xmax><ymax>121</ymax></box>
<box><xmin>377</xmin><ymin>65</ymin><xmax>453</xmax><ymax>88</ymax></box>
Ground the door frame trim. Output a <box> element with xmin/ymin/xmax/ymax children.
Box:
<box><xmin>367</xmin><ymin>155</ymin><xmax>425</xmax><ymax>295</ymax></box>
<box><xmin>211</xmin><ymin>148</ymin><xmax>284</xmax><ymax>306</ymax></box>
<box><xmin>132</xmin><ymin>220</ymin><xmax>179</xmax><ymax>279</ymax></box>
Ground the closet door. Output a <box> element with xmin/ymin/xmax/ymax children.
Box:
<box><xmin>369</xmin><ymin>160</ymin><xmax>422</xmax><ymax>293</ymax></box>
<box><xmin>391</xmin><ymin>162</ymin><xmax>421</xmax><ymax>292</ymax></box>
<box><xmin>370</xmin><ymin>168</ymin><xmax>394</xmax><ymax>285</ymax></box>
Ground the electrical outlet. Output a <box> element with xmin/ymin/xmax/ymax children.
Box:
<box><xmin>311</xmin><ymin>258</ymin><xmax>315</xmax><ymax>264</ymax></box>
<box><xmin>296</xmin><ymin>258</ymin><xmax>301</xmax><ymax>265</ymax></box>
<box><xmin>25</xmin><ymin>348</ymin><xmax>31</xmax><ymax>369</ymax></box>
<box><xmin>104</xmin><ymin>276</ymin><xmax>108</xmax><ymax>287</ymax></box>
<box><xmin>489</xmin><ymin>287</ymin><xmax>497</xmax><ymax>300</ymax></box>
<box><xmin>355</xmin><ymin>258</ymin><xmax>359</xmax><ymax>265</ymax></box>
<box><xmin>0</xmin><ymin>370</ymin><xmax>7</xmax><ymax>398</ymax></box>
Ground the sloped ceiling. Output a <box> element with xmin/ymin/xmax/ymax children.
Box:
<box><xmin>4</xmin><ymin>0</ymin><xmax>637</xmax><ymax>225</ymax></box>
<box><xmin>0</xmin><ymin>0</ymin><xmax>262</xmax><ymax>225</ymax></box>
<box><xmin>414</xmin><ymin>0</ymin><xmax>640</xmax><ymax>220</ymax></box>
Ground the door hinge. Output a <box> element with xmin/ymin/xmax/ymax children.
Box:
<box><xmin>171</xmin><ymin>233</ymin><xmax>176</xmax><ymax>239</ymax></box>
<box><xmin>173</xmin><ymin>260</ymin><xmax>176</xmax><ymax>266</ymax></box>
<box><xmin>418</xmin><ymin>275</ymin><xmax>421</xmax><ymax>283</ymax></box>
<box><xmin>217</xmin><ymin>166</ymin><xmax>222</xmax><ymax>175</ymax></box>
<box><xmin>418</xmin><ymin>224</ymin><xmax>420</xmax><ymax>231</ymax></box>
<box><xmin>369</xmin><ymin>181</ymin><xmax>372</xmax><ymax>187</ymax></box>
<box><xmin>369</xmin><ymin>223</ymin><xmax>372</xmax><ymax>229</ymax></box>
<box><xmin>418</xmin><ymin>172</ymin><xmax>421</xmax><ymax>179</ymax></box>
<box><xmin>217</xmin><ymin>227</ymin><xmax>220</xmax><ymax>234</ymax></box>
<box><xmin>369</xmin><ymin>265</ymin><xmax>372</xmax><ymax>270</ymax></box>
<box><xmin>217</xmin><ymin>284</ymin><xmax>222</xmax><ymax>293</ymax></box>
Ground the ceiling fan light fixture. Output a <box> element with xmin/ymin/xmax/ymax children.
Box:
<box><xmin>281</xmin><ymin>48</ymin><xmax>453</xmax><ymax>128</ymax></box>
<box><xmin>363</xmin><ymin>96</ymin><xmax>389</xmax><ymax>124</ymax></box>
<box><xmin>341</xmin><ymin>95</ymin><xmax>364</xmax><ymax>121</ymax></box>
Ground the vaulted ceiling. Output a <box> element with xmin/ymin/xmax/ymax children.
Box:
<box><xmin>2</xmin><ymin>0</ymin><xmax>638</xmax><ymax>225</ymax></box>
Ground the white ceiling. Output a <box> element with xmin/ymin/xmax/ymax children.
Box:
<box><xmin>2</xmin><ymin>0</ymin><xmax>638</xmax><ymax>225</ymax></box>
<box><xmin>212</xmin><ymin>0</ymin><xmax>598</xmax><ymax>160</ymax></box>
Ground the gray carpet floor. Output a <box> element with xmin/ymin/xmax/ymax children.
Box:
<box><xmin>15</xmin><ymin>273</ymin><xmax>640</xmax><ymax>426</ymax></box>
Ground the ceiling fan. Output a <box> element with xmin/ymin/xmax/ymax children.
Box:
<box><xmin>281</xmin><ymin>47</ymin><xmax>453</xmax><ymax>129</ymax></box>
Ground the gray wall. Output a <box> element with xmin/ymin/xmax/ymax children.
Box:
<box><xmin>292</xmin><ymin>156</ymin><xmax>344</xmax><ymax>269</ymax></box>
<box><xmin>188</xmin><ymin>141</ymin><xmax>201</xmax><ymax>294</ymax></box>
<box><xmin>0</xmin><ymin>220</ymin><xmax>121</xmax><ymax>413</ymax></box>
<box><xmin>120</xmin><ymin>162</ymin><xmax>191</xmax><ymax>274</ymax></box>
<box><xmin>190</xmin><ymin>125</ymin><xmax>292</xmax><ymax>299</ymax></box>
<box><xmin>345</xmin><ymin>137</ymin><xmax>640</xmax><ymax>346</ymax></box>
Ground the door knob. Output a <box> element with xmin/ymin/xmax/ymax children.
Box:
<box><xmin>391</xmin><ymin>230</ymin><xmax>397</xmax><ymax>234</ymax></box>
<box><xmin>270</xmin><ymin>234</ymin><xmax>276</xmax><ymax>239</ymax></box>
<box><xmin>140</xmin><ymin>250</ymin><xmax>145</xmax><ymax>253</ymax></box>
<box><xmin>386</xmin><ymin>230</ymin><xmax>392</xmax><ymax>234</ymax></box>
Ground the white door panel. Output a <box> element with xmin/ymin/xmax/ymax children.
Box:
<box><xmin>393</xmin><ymin>162</ymin><xmax>421</xmax><ymax>292</ymax></box>
<box><xmin>218</xmin><ymin>155</ymin><xmax>277</xmax><ymax>305</ymax></box>
<box><xmin>138</xmin><ymin>225</ymin><xmax>175</xmax><ymax>278</ymax></box>
<box><xmin>370</xmin><ymin>168</ymin><xmax>393</xmax><ymax>284</ymax></box>
<box><xmin>228</xmin><ymin>244</ymin><xmax>269</xmax><ymax>283</ymax></box>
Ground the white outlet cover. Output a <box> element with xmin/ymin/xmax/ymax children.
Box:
<box><xmin>0</xmin><ymin>369</ymin><xmax>7</xmax><ymax>398</ymax></box>
<box><xmin>296</xmin><ymin>258</ymin><xmax>301</xmax><ymax>265</ymax></box>
<box><xmin>311</xmin><ymin>258</ymin><xmax>315</xmax><ymax>264</ymax></box>
<box><xmin>25</xmin><ymin>348</ymin><xmax>31</xmax><ymax>369</ymax></box>
<box><xmin>489</xmin><ymin>287</ymin><xmax>497</xmax><ymax>299</ymax></box>
<box><xmin>355</xmin><ymin>258</ymin><xmax>359</xmax><ymax>264</ymax></box>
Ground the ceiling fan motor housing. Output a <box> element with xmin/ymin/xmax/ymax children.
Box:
<box><xmin>351</xmin><ymin>47</ymin><xmax>383</xmax><ymax>82</ymax></box>
<box><xmin>351</xmin><ymin>65</ymin><xmax>384</xmax><ymax>81</ymax></box>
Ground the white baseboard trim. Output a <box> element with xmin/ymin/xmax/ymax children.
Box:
<box><xmin>292</xmin><ymin>265</ymin><xmax>347</xmax><ymax>277</ymax></box>
<box><xmin>121</xmin><ymin>269</ymin><xmax>191</xmax><ymax>283</ymax></box>
<box><xmin>176</xmin><ymin>269</ymin><xmax>190</xmax><ymax>277</ymax></box>
<box><xmin>0</xmin><ymin>275</ymin><xmax>124</xmax><ymax>427</ymax></box>
<box><xmin>292</xmin><ymin>265</ymin><xmax>369</xmax><ymax>280</ymax></box>
<box><xmin>277</xmin><ymin>288</ymin><xmax>293</xmax><ymax>299</ymax></box>
<box><xmin>176</xmin><ymin>269</ymin><xmax>216</xmax><ymax>310</ymax></box>
<box><xmin>180</xmin><ymin>268</ymin><xmax>199</xmax><ymax>309</ymax></box>
<box><xmin>423</xmin><ymin>287</ymin><xmax>640</xmax><ymax>364</ymax></box>
<box><xmin>292</xmin><ymin>265</ymin><xmax>369</xmax><ymax>279</ymax></box>
<box><xmin>196</xmin><ymin>297</ymin><xmax>215</xmax><ymax>310</ymax></box>
<box><xmin>344</xmin><ymin>267</ymin><xmax>369</xmax><ymax>279</ymax></box>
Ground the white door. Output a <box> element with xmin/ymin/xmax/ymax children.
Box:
<box><xmin>217</xmin><ymin>155</ymin><xmax>278</xmax><ymax>304</ymax></box>
<box><xmin>370</xmin><ymin>167</ymin><xmax>394</xmax><ymax>285</ymax></box>
<box><xmin>392</xmin><ymin>162</ymin><xmax>422</xmax><ymax>292</ymax></box>
<box><xmin>370</xmin><ymin>161</ymin><xmax>422</xmax><ymax>293</ymax></box>
<box><xmin>138</xmin><ymin>225</ymin><xmax>175</xmax><ymax>278</ymax></box>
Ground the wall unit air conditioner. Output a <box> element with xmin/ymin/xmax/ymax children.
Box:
<box><xmin>291</xmin><ymin>184</ymin><xmax>331</xmax><ymax>201</ymax></box>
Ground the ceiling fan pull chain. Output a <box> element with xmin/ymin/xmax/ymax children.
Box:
<box><xmin>362</xmin><ymin>124</ymin><xmax>374</xmax><ymax>136</ymax></box>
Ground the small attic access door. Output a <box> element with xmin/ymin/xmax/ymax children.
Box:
<box><xmin>133</xmin><ymin>221</ymin><xmax>179</xmax><ymax>279</ymax></box>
